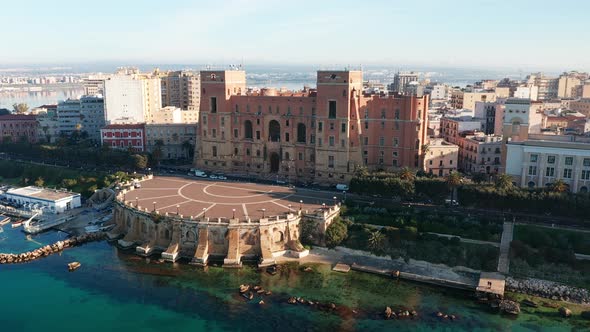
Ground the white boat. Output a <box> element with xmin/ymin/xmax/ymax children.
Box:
<box><xmin>23</xmin><ymin>213</ymin><xmax>69</xmax><ymax>234</ymax></box>
<box><xmin>0</xmin><ymin>215</ymin><xmax>10</xmax><ymax>226</ymax></box>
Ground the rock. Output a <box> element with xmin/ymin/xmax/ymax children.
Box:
<box><xmin>384</xmin><ymin>306</ymin><xmax>393</xmax><ymax>319</ymax></box>
<box><xmin>559</xmin><ymin>307</ymin><xmax>572</xmax><ymax>318</ymax></box>
<box><xmin>436</xmin><ymin>311</ymin><xmax>443</xmax><ymax>317</ymax></box>
<box><xmin>329</xmin><ymin>303</ymin><xmax>336</xmax><ymax>310</ymax></box>
<box><xmin>410</xmin><ymin>310</ymin><xmax>418</xmax><ymax>316</ymax></box>
<box><xmin>239</xmin><ymin>284</ymin><xmax>250</xmax><ymax>293</ymax></box>
<box><xmin>253</xmin><ymin>285</ymin><xmax>261</xmax><ymax>291</ymax></box>
<box><xmin>450</xmin><ymin>314</ymin><xmax>456</xmax><ymax>320</ymax></box>
<box><xmin>247</xmin><ymin>292</ymin><xmax>254</xmax><ymax>300</ymax></box>
<box><xmin>521</xmin><ymin>299</ymin><xmax>538</xmax><ymax>308</ymax></box>
<box><xmin>499</xmin><ymin>300</ymin><xmax>520</xmax><ymax>315</ymax></box>
<box><xmin>265</xmin><ymin>291</ymin><xmax>272</xmax><ymax>296</ymax></box>
<box><xmin>287</xmin><ymin>297</ymin><xmax>297</xmax><ymax>304</ymax></box>
<box><xmin>258</xmin><ymin>300</ymin><xmax>265</xmax><ymax>305</ymax></box>
<box><xmin>302</xmin><ymin>266</ymin><xmax>313</xmax><ymax>272</ymax></box>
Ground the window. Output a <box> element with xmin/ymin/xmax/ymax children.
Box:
<box><xmin>530</xmin><ymin>154</ymin><xmax>538</xmax><ymax>162</ymax></box>
<box><xmin>393</xmin><ymin>151</ymin><xmax>398</xmax><ymax>157</ymax></box>
<box><xmin>285</xmin><ymin>152</ymin><xmax>290</xmax><ymax>160</ymax></box>
<box><xmin>297</xmin><ymin>123</ymin><xmax>306</xmax><ymax>143</ymax></box>
<box><xmin>328</xmin><ymin>100</ymin><xmax>337</xmax><ymax>119</ymax></box>
<box><xmin>285</xmin><ymin>133</ymin><xmax>290</xmax><ymax>142</ymax></box>
<box><xmin>565</xmin><ymin>157</ymin><xmax>573</xmax><ymax>166</ymax></box>
<box><xmin>318</xmin><ymin>122</ymin><xmax>323</xmax><ymax>132</ymax></box>
<box><xmin>202</xmin><ymin>115</ymin><xmax>207</xmax><ymax>125</ymax></box>
<box><xmin>256</xmin><ymin>131</ymin><xmax>260</xmax><ymax>140</ymax></box>
<box><xmin>394</xmin><ymin>122</ymin><xmax>399</xmax><ymax>130</ymax></box>
<box><xmin>547</xmin><ymin>155</ymin><xmax>556</xmax><ymax>164</ymax></box>
<box><xmin>381</xmin><ymin>109</ymin><xmax>386</xmax><ymax>119</ymax></box>
<box><xmin>234</xmin><ymin>148</ymin><xmax>238</xmax><ymax>155</ymax></box>
<box><xmin>429</xmin><ymin>160</ymin><xmax>433</xmax><ymax>165</ymax></box>
<box><xmin>233</xmin><ymin>129</ymin><xmax>238</xmax><ymax>138</ymax></box>
<box><xmin>246</xmin><ymin>148</ymin><xmax>250</xmax><ymax>156</ymax></box>
<box><xmin>563</xmin><ymin>168</ymin><xmax>572</xmax><ymax>179</ymax></box>
<box><xmin>318</xmin><ymin>138</ymin><xmax>322</xmax><ymax>147</ymax></box>
<box><xmin>379</xmin><ymin>137</ymin><xmax>384</xmax><ymax>146</ymax></box>
<box><xmin>394</xmin><ymin>109</ymin><xmax>400</xmax><ymax>119</ymax></box>
<box><xmin>286</xmin><ymin>119</ymin><xmax>290</xmax><ymax>127</ymax></box>
<box><xmin>212</xmin><ymin>146</ymin><xmax>217</xmax><ymax>157</ymax></box>
<box><xmin>329</xmin><ymin>122</ymin><xmax>335</xmax><ymax>130</ymax></box>
<box><xmin>210</xmin><ymin>97</ymin><xmax>217</xmax><ymax>113</ymax></box>
<box><xmin>363</xmin><ymin>137</ymin><xmax>369</xmax><ymax>145</ymax></box>
<box><xmin>528</xmin><ymin>166</ymin><xmax>537</xmax><ymax>176</ymax></box>
<box><xmin>328</xmin><ymin>155</ymin><xmax>334</xmax><ymax>168</ymax></box>
<box><xmin>244</xmin><ymin>120</ymin><xmax>253</xmax><ymax>139</ymax></box>
<box><xmin>221</xmin><ymin>117</ymin><xmax>225</xmax><ymax>126</ymax></box>
<box><xmin>212</xmin><ymin>129</ymin><xmax>216</xmax><ymax>138</ymax></box>
<box><xmin>256</xmin><ymin>149</ymin><xmax>261</xmax><ymax>157</ymax></box>
<box><xmin>582</xmin><ymin>170</ymin><xmax>590</xmax><ymax>180</ymax></box>
<box><xmin>329</xmin><ymin>136</ymin><xmax>335</xmax><ymax>147</ymax></box>
<box><xmin>546</xmin><ymin>167</ymin><xmax>555</xmax><ymax>177</ymax></box>
<box><xmin>364</xmin><ymin>121</ymin><xmax>369</xmax><ymax>129</ymax></box>
<box><xmin>341</xmin><ymin>123</ymin><xmax>346</xmax><ymax>133</ymax></box>
<box><xmin>310</xmin><ymin>134</ymin><xmax>315</xmax><ymax>144</ymax></box>
<box><xmin>393</xmin><ymin>137</ymin><xmax>399</xmax><ymax>147</ymax></box>
<box><xmin>584</xmin><ymin>158</ymin><xmax>590</xmax><ymax>167</ymax></box>
<box><xmin>298</xmin><ymin>152</ymin><xmax>303</xmax><ymax>161</ymax></box>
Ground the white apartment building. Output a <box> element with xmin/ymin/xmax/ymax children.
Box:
<box><xmin>104</xmin><ymin>74</ymin><xmax>161</xmax><ymax>124</ymax></box>
<box><xmin>506</xmin><ymin>135</ymin><xmax>590</xmax><ymax>193</ymax></box>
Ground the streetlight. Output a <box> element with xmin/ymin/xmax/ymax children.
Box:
<box><xmin>343</xmin><ymin>190</ymin><xmax>347</xmax><ymax>201</ymax></box>
<box><xmin>136</xmin><ymin>197</ymin><xmax>139</xmax><ymax>207</ymax></box>
<box><xmin>333</xmin><ymin>196</ymin><xmax>337</xmax><ymax>206</ymax></box>
<box><xmin>153</xmin><ymin>201</ymin><xmax>157</xmax><ymax>212</ymax></box>
<box><xmin>299</xmin><ymin>200</ymin><xmax>303</xmax><ymax>210</ymax></box>
<box><xmin>232</xmin><ymin>208</ymin><xmax>236</xmax><ymax>219</ymax></box>
<box><xmin>176</xmin><ymin>204</ymin><xmax>180</xmax><ymax>215</ymax></box>
<box><xmin>262</xmin><ymin>208</ymin><xmax>266</xmax><ymax>219</ymax></box>
<box><xmin>202</xmin><ymin>207</ymin><xmax>207</xmax><ymax>218</ymax></box>
<box><xmin>322</xmin><ymin>203</ymin><xmax>326</xmax><ymax>209</ymax></box>
<box><xmin>288</xmin><ymin>204</ymin><xmax>292</xmax><ymax>213</ymax></box>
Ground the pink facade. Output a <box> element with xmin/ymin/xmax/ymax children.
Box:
<box><xmin>100</xmin><ymin>123</ymin><xmax>146</xmax><ymax>152</ymax></box>
<box><xmin>0</xmin><ymin>114</ymin><xmax>38</xmax><ymax>144</ymax></box>
<box><xmin>196</xmin><ymin>70</ymin><xmax>428</xmax><ymax>184</ymax></box>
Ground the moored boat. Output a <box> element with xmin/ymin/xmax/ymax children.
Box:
<box><xmin>0</xmin><ymin>215</ymin><xmax>10</xmax><ymax>226</ymax></box>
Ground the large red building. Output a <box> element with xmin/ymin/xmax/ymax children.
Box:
<box><xmin>195</xmin><ymin>69</ymin><xmax>428</xmax><ymax>184</ymax></box>
<box><xmin>100</xmin><ymin>123</ymin><xmax>146</xmax><ymax>152</ymax></box>
<box><xmin>0</xmin><ymin>114</ymin><xmax>38</xmax><ymax>144</ymax></box>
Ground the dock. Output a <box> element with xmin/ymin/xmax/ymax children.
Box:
<box><xmin>476</xmin><ymin>272</ymin><xmax>506</xmax><ymax>298</ymax></box>
<box><xmin>332</xmin><ymin>263</ymin><xmax>351</xmax><ymax>273</ymax></box>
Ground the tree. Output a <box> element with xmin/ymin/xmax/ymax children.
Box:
<box><xmin>495</xmin><ymin>174</ymin><xmax>514</xmax><ymax>190</ymax></box>
<box><xmin>368</xmin><ymin>230</ymin><xmax>386</xmax><ymax>254</ymax></box>
<box><xmin>471</xmin><ymin>172</ymin><xmax>488</xmax><ymax>184</ymax></box>
<box><xmin>132</xmin><ymin>154</ymin><xmax>148</xmax><ymax>170</ymax></box>
<box><xmin>354</xmin><ymin>165</ymin><xmax>369</xmax><ymax>178</ymax></box>
<box><xmin>34</xmin><ymin>177</ymin><xmax>45</xmax><ymax>187</ymax></box>
<box><xmin>398</xmin><ymin>167</ymin><xmax>416</xmax><ymax>181</ymax></box>
<box><xmin>446</xmin><ymin>171</ymin><xmax>463</xmax><ymax>202</ymax></box>
<box><xmin>12</xmin><ymin>103</ymin><xmax>29</xmax><ymax>114</ymax></box>
<box><xmin>151</xmin><ymin>139</ymin><xmax>164</xmax><ymax>166</ymax></box>
<box><xmin>551</xmin><ymin>179</ymin><xmax>568</xmax><ymax>193</ymax></box>
<box><xmin>325</xmin><ymin>219</ymin><xmax>348</xmax><ymax>248</ymax></box>
<box><xmin>181</xmin><ymin>140</ymin><xmax>194</xmax><ymax>159</ymax></box>
<box><xmin>0</xmin><ymin>108</ymin><xmax>10</xmax><ymax>115</ymax></box>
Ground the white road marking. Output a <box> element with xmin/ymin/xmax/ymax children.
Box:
<box><xmin>154</xmin><ymin>199</ymin><xmax>193</xmax><ymax>212</ymax></box>
<box><xmin>196</xmin><ymin>203</ymin><xmax>217</xmax><ymax>217</ymax></box>
<box><xmin>242</xmin><ymin>204</ymin><xmax>248</xmax><ymax>218</ymax></box>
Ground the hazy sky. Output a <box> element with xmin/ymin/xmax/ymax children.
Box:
<box><xmin>2</xmin><ymin>0</ymin><xmax>589</xmax><ymax>71</ymax></box>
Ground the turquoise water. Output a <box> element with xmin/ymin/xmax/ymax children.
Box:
<box><xmin>0</xmin><ymin>225</ymin><xmax>587</xmax><ymax>332</ymax></box>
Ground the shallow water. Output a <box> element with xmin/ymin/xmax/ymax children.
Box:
<box><xmin>0</xmin><ymin>225</ymin><xmax>587</xmax><ymax>331</ymax></box>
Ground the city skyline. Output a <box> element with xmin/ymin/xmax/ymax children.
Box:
<box><xmin>2</xmin><ymin>0</ymin><xmax>589</xmax><ymax>71</ymax></box>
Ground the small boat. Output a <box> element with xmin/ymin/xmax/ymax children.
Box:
<box><xmin>0</xmin><ymin>215</ymin><xmax>10</xmax><ymax>226</ymax></box>
<box><xmin>68</xmin><ymin>262</ymin><xmax>81</xmax><ymax>271</ymax></box>
<box><xmin>12</xmin><ymin>220</ymin><xmax>23</xmax><ymax>228</ymax></box>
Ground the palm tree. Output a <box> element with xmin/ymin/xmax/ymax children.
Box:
<box><xmin>399</xmin><ymin>167</ymin><xmax>416</xmax><ymax>181</ymax></box>
<box><xmin>151</xmin><ymin>139</ymin><xmax>164</xmax><ymax>167</ymax></box>
<box><xmin>368</xmin><ymin>230</ymin><xmax>386</xmax><ymax>253</ymax></box>
<box><xmin>495</xmin><ymin>174</ymin><xmax>514</xmax><ymax>190</ymax></box>
<box><xmin>551</xmin><ymin>179</ymin><xmax>568</xmax><ymax>193</ymax></box>
<box><xmin>446</xmin><ymin>171</ymin><xmax>463</xmax><ymax>202</ymax></box>
<box><xmin>181</xmin><ymin>140</ymin><xmax>194</xmax><ymax>159</ymax></box>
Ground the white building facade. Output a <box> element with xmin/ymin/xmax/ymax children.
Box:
<box><xmin>4</xmin><ymin>186</ymin><xmax>82</xmax><ymax>213</ymax></box>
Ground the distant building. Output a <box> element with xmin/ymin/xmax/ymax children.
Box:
<box><xmin>100</xmin><ymin>123</ymin><xmax>146</xmax><ymax>152</ymax></box>
<box><xmin>148</xmin><ymin>106</ymin><xmax>199</xmax><ymax>124</ymax></box>
<box><xmin>423</xmin><ymin>138</ymin><xmax>458</xmax><ymax>177</ymax></box>
<box><xmin>0</xmin><ymin>114</ymin><xmax>38</xmax><ymax>144</ymax></box>
<box><xmin>474</xmin><ymin>101</ymin><xmax>504</xmax><ymax>135</ymax></box>
<box><xmin>104</xmin><ymin>72</ymin><xmax>161</xmax><ymax>124</ymax></box>
<box><xmin>4</xmin><ymin>186</ymin><xmax>81</xmax><ymax>213</ymax></box>
<box><xmin>426</xmin><ymin>83</ymin><xmax>449</xmax><ymax>101</ymax></box>
<box><xmin>35</xmin><ymin>105</ymin><xmax>59</xmax><ymax>143</ymax></box>
<box><xmin>159</xmin><ymin>70</ymin><xmax>200</xmax><ymax>110</ymax></box>
<box><xmin>79</xmin><ymin>96</ymin><xmax>105</xmax><ymax>142</ymax></box>
<box><xmin>440</xmin><ymin>116</ymin><xmax>484</xmax><ymax>145</ymax></box>
<box><xmin>450</xmin><ymin>90</ymin><xmax>496</xmax><ymax>110</ymax></box>
<box><xmin>528</xmin><ymin>73</ymin><xmax>559</xmax><ymax>100</ymax></box>
<box><xmin>146</xmin><ymin>123</ymin><xmax>197</xmax><ymax>160</ymax></box>
<box><xmin>570</xmin><ymin>99</ymin><xmax>590</xmax><ymax>116</ymax></box>
<box><xmin>459</xmin><ymin>133</ymin><xmax>503</xmax><ymax>174</ymax></box>
<box><xmin>57</xmin><ymin>99</ymin><xmax>82</xmax><ymax>137</ymax></box>
<box><xmin>390</xmin><ymin>71</ymin><xmax>419</xmax><ymax>94</ymax></box>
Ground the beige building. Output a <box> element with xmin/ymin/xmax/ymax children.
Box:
<box><xmin>424</xmin><ymin>139</ymin><xmax>458</xmax><ymax>177</ymax></box>
<box><xmin>104</xmin><ymin>69</ymin><xmax>162</xmax><ymax>124</ymax></box>
<box><xmin>450</xmin><ymin>90</ymin><xmax>496</xmax><ymax>110</ymax></box>
<box><xmin>145</xmin><ymin>123</ymin><xmax>197</xmax><ymax>160</ymax></box>
<box><xmin>148</xmin><ymin>106</ymin><xmax>199</xmax><ymax>124</ymax></box>
<box><xmin>159</xmin><ymin>70</ymin><xmax>200</xmax><ymax>110</ymax></box>
<box><xmin>458</xmin><ymin>133</ymin><xmax>503</xmax><ymax>174</ymax></box>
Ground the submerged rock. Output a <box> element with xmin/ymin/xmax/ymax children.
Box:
<box><xmin>559</xmin><ymin>307</ymin><xmax>572</xmax><ymax>318</ymax></box>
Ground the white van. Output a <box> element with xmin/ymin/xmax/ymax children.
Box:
<box><xmin>336</xmin><ymin>184</ymin><xmax>349</xmax><ymax>191</ymax></box>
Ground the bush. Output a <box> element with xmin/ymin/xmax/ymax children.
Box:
<box><xmin>325</xmin><ymin>218</ymin><xmax>348</xmax><ymax>248</ymax></box>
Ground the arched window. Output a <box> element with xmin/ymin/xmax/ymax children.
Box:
<box><xmin>580</xmin><ymin>186</ymin><xmax>588</xmax><ymax>193</ymax></box>
<box><xmin>527</xmin><ymin>181</ymin><xmax>535</xmax><ymax>188</ymax></box>
<box><xmin>244</xmin><ymin>120</ymin><xmax>253</xmax><ymax>139</ymax></box>
<box><xmin>269</xmin><ymin>120</ymin><xmax>280</xmax><ymax>142</ymax></box>
<box><xmin>285</xmin><ymin>152</ymin><xmax>290</xmax><ymax>160</ymax></box>
<box><xmin>297</xmin><ymin>123</ymin><xmax>306</xmax><ymax>143</ymax></box>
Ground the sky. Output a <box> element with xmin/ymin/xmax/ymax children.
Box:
<box><xmin>1</xmin><ymin>0</ymin><xmax>589</xmax><ymax>71</ymax></box>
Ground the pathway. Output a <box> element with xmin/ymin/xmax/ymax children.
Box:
<box><xmin>497</xmin><ymin>221</ymin><xmax>514</xmax><ymax>274</ymax></box>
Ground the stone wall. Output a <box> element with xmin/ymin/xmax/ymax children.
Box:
<box><xmin>109</xmin><ymin>200</ymin><xmax>340</xmax><ymax>267</ymax></box>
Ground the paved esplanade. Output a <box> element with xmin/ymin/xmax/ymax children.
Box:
<box><xmin>129</xmin><ymin>176</ymin><xmax>339</xmax><ymax>220</ymax></box>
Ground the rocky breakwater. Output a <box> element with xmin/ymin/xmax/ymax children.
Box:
<box><xmin>0</xmin><ymin>232</ymin><xmax>106</xmax><ymax>264</ymax></box>
<box><xmin>506</xmin><ymin>277</ymin><xmax>590</xmax><ymax>304</ymax></box>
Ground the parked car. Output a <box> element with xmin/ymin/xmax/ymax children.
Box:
<box><xmin>209</xmin><ymin>175</ymin><xmax>219</xmax><ymax>179</ymax></box>
<box><xmin>216</xmin><ymin>175</ymin><xmax>227</xmax><ymax>180</ymax></box>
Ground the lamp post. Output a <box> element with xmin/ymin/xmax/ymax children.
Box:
<box><xmin>202</xmin><ymin>207</ymin><xmax>207</xmax><ymax>219</ymax></box>
<box><xmin>333</xmin><ymin>196</ymin><xmax>337</xmax><ymax>206</ymax></box>
<box><xmin>322</xmin><ymin>203</ymin><xmax>326</xmax><ymax>210</ymax></box>
<box><xmin>288</xmin><ymin>204</ymin><xmax>292</xmax><ymax>213</ymax></box>
<box><xmin>262</xmin><ymin>208</ymin><xmax>266</xmax><ymax>219</ymax></box>
<box><xmin>343</xmin><ymin>190</ymin><xmax>347</xmax><ymax>201</ymax></box>
<box><xmin>232</xmin><ymin>208</ymin><xmax>236</xmax><ymax>219</ymax></box>
<box><xmin>135</xmin><ymin>197</ymin><xmax>139</xmax><ymax>208</ymax></box>
<box><xmin>176</xmin><ymin>204</ymin><xmax>180</xmax><ymax>215</ymax></box>
<box><xmin>153</xmin><ymin>201</ymin><xmax>157</xmax><ymax>212</ymax></box>
<box><xmin>299</xmin><ymin>200</ymin><xmax>303</xmax><ymax>210</ymax></box>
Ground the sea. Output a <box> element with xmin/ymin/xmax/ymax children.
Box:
<box><xmin>0</xmin><ymin>224</ymin><xmax>584</xmax><ymax>332</ymax></box>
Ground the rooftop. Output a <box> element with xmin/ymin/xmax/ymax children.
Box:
<box><xmin>0</xmin><ymin>114</ymin><xmax>37</xmax><ymax>121</ymax></box>
<box><xmin>6</xmin><ymin>186</ymin><xmax>79</xmax><ymax>202</ymax></box>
